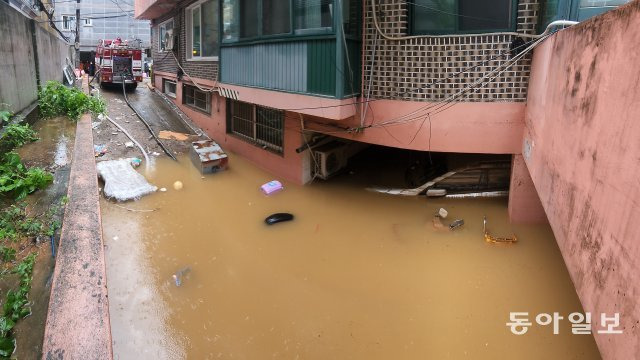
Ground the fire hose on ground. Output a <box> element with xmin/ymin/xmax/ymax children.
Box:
<box><xmin>119</xmin><ymin>71</ymin><xmax>177</xmax><ymax>161</ymax></box>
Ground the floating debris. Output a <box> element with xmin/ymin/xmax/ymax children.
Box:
<box><xmin>449</xmin><ymin>219</ymin><xmax>464</xmax><ymax>230</ymax></box>
<box><xmin>483</xmin><ymin>216</ymin><xmax>517</xmax><ymax>244</ymax></box>
<box><xmin>94</xmin><ymin>144</ymin><xmax>107</xmax><ymax>157</ymax></box>
<box><xmin>96</xmin><ymin>158</ymin><xmax>157</xmax><ymax>201</ymax></box>
<box><xmin>438</xmin><ymin>208</ymin><xmax>448</xmax><ymax>219</ymax></box>
<box><xmin>265</xmin><ymin>213</ymin><xmax>294</xmax><ymax>225</ymax></box>
<box><xmin>173</xmin><ymin>181</ymin><xmax>183</xmax><ymax>190</ymax></box>
<box><xmin>261</xmin><ymin>180</ymin><xmax>283</xmax><ymax>195</ymax></box>
<box><xmin>173</xmin><ymin>267</ymin><xmax>191</xmax><ymax>287</ymax></box>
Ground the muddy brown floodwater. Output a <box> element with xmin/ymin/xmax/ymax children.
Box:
<box><xmin>12</xmin><ymin>116</ymin><xmax>75</xmax><ymax>358</ymax></box>
<box><xmin>101</xmin><ymin>153</ymin><xmax>601</xmax><ymax>360</ymax></box>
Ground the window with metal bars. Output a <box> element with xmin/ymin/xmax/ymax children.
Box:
<box><xmin>183</xmin><ymin>85</ymin><xmax>211</xmax><ymax>113</ymax></box>
<box><xmin>226</xmin><ymin>99</ymin><xmax>284</xmax><ymax>154</ymax></box>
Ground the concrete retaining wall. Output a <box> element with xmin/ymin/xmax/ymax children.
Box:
<box><xmin>0</xmin><ymin>1</ymin><xmax>71</xmax><ymax>114</ymax></box>
<box><xmin>524</xmin><ymin>1</ymin><xmax>640</xmax><ymax>358</ymax></box>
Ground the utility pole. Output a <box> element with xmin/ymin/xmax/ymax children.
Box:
<box><xmin>75</xmin><ymin>0</ymin><xmax>80</xmax><ymax>67</ymax></box>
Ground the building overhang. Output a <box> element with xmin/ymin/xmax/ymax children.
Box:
<box><xmin>217</xmin><ymin>83</ymin><xmax>357</xmax><ymax>120</ymax></box>
<box><xmin>134</xmin><ymin>0</ymin><xmax>178</xmax><ymax>20</ymax></box>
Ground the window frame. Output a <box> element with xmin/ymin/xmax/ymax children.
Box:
<box><xmin>182</xmin><ymin>84</ymin><xmax>212</xmax><ymax>114</ymax></box>
<box><xmin>158</xmin><ymin>18</ymin><xmax>174</xmax><ymax>53</ymax></box>
<box><xmin>221</xmin><ymin>0</ymin><xmax>342</xmax><ymax>45</ymax></box>
<box><xmin>409</xmin><ymin>0</ymin><xmax>519</xmax><ymax>35</ymax></box>
<box><xmin>186</xmin><ymin>0</ymin><xmax>220</xmax><ymax>61</ymax></box>
<box><xmin>163</xmin><ymin>79</ymin><xmax>177</xmax><ymax>98</ymax></box>
<box><xmin>83</xmin><ymin>18</ymin><xmax>93</xmax><ymax>27</ymax></box>
<box><xmin>62</xmin><ymin>15</ymin><xmax>76</xmax><ymax>31</ymax></box>
<box><xmin>226</xmin><ymin>99</ymin><xmax>284</xmax><ymax>154</ymax></box>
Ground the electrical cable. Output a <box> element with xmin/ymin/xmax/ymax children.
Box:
<box><xmin>297</xmin><ymin>32</ymin><xmax>551</xmax><ymax>138</ymax></box>
<box><xmin>169</xmin><ymin>51</ymin><xmax>219</xmax><ymax>93</ymax></box>
<box><xmin>281</xmin><ymin>32</ymin><xmax>551</xmax><ymax>112</ymax></box>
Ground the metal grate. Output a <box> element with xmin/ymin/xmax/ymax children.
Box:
<box><xmin>228</xmin><ymin>100</ymin><xmax>284</xmax><ymax>154</ymax></box>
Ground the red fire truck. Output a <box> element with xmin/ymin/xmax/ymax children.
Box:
<box><xmin>95</xmin><ymin>38</ymin><xmax>143</xmax><ymax>90</ymax></box>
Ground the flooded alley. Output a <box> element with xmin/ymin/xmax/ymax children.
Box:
<box><xmin>101</xmin><ymin>152</ymin><xmax>601</xmax><ymax>359</ymax></box>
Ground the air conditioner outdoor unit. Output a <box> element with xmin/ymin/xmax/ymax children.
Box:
<box><xmin>313</xmin><ymin>141</ymin><xmax>350</xmax><ymax>180</ymax></box>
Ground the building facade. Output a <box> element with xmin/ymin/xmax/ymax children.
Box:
<box><xmin>135</xmin><ymin>0</ymin><xmax>630</xmax><ymax>195</ymax></box>
<box><xmin>56</xmin><ymin>0</ymin><xmax>150</xmax><ymax>56</ymax></box>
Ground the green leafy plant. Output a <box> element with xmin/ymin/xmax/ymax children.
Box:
<box><xmin>0</xmin><ymin>247</ymin><xmax>15</xmax><ymax>263</ymax></box>
<box><xmin>0</xmin><ymin>253</ymin><xmax>36</xmax><ymax>357</ymax></box>
<box><xmin>0</xmin><ymin>111</ymin><xmax>11</xmax><ymax>125</ymax></box>
<box><xmin>38</xmin><ymin>81</ymin><xmax>106</xmax><ymax>120</ymax></box>
<box><xmin>0</xmin><ymin>124</ymin><xmax>38</xmax><ymax>155</ymax></box>
<box><xmin>0</xmin><ymin>152</ymin><xmax>53</xmax><ymax>200</ymax></box>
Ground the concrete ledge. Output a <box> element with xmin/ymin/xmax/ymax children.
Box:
<box><xmin>42</xmin><ymin>114</ymin><xmax>113</xmax><ymax>359</ymax></box>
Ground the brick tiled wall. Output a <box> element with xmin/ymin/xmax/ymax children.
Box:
<box><xmin>151</xmin><ymin>0</ymin><xmax>218</xmax><ymax>82</ymax></box>
<box><xmin>363</xmin><ymin>0</ymin><xmax>541</xmax><ymax>102</ymax></box>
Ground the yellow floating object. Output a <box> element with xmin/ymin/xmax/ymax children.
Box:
<box><xmin>483</xmin><ymin>216</ymin><xmax>517</xmax><ymax>244</ymax></box>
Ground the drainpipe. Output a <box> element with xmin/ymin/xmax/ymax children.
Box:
<box><xmin>75</xmin><ymin>0</ymin><xmax>80</xmax><ymax>67</ymax></box>
<box><xmin>30</xmin><ymin>19</ymin><xmax>41</xmax><ymax>88</ymax></box>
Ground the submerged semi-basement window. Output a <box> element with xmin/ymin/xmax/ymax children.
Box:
<box><xmin>183</xmin><ymin>85</ymin><xmax>211</xmax><ymax>113</ymax></box>
<box><xmin>226</xmin><ymin>99</ymin><xmax>284</xmax><ymax>154</ymax></box>
<box><xmin>187</xmin><ymin>0</ymin><xmax>220</xmax><ymax>59</ymax></box>
<box><xmin>411</xmin><ymin>0</ymin><xmax>516</xmax><ymax>34</ymax></box>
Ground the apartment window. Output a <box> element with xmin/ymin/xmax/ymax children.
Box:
<box><xmin>183</xmin><ymin>85</ymin><xmax>211</xmax><ymax>113</ymax></box>
<box><xmin>223</xmin><ymin>0</ymin><xmax>339</xmax><ymax>41</ymax></box>
<box><xmin>263</xmin><ymin>0</ymin><xmax>291</xmax><ymax>35</ymax></box>
<box><xmin>158</xmin><ymin>19</ymin><xmax>174</xmax><ymax>52</ymax></box>
<box><xmin>62</xmin><ymin>15</ymin><xmax>76</xmax><ymax>31</ymax></box>
<box><xmin>227</xmin><ymin>100</ymin><xmax>284</xmax><ymax>153</ymax></box>
<box><xmin>83</xmin><ymin>18</ymin><xmax>92</xmax><ymax>26</ymax></box>
<box><xmin>411</xmin><ymin>0</ymin><xmax>516</xmax><ymax>35</ymax></box>
<box><xmin>539</xmin><ymin>0</ymin><xmax>630</xmax><ymax>31</ymax></box>
<box><xmin>163</xmin><ymin>79</ymin><xmax>177</xmax><ymax>98</ymax></box>
<box><xmin>187</xmin><ymin>0</ymin><xmax>220</xmax><ymax>60</ymax></box>
<box><xmin>294</xmin><ymin>0</ymin><xmax>333</xmax><ymax>34</ymax></box>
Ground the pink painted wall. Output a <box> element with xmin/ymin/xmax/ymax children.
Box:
<box><xmin>154</xmin><ymin>74</ymin><xmax>308</xmax><ymax>184</ymax></box>
<box><xmin>524</xmin><ymin>2</ymin><xmax>640</xmax><ymax>358</ymax></box>
<box><xmin>134</xmin><ymin>0</ymin><xmax>176</xmax><ymax>20</ymax></box>
<box><xmin>508</xmin><ymin>154</ymin><xmax>547</xmax><ymax>223</ymax></box>
<box><xmin>307</xmin><ymin>99</ymin><xmax>526</xmax><ymax>154</ymax></box>
<box><xmin>220</xmin><ymin>84</ymin><xmax>525</xmax><ymax>154</ymax></box>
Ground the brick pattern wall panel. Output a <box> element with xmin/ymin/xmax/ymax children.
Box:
<box><xmin>363</xmin><ymin>0</ymin><xmax>540</xmax><ymax>102</ymax></box>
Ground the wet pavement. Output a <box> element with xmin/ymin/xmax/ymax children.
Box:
<box><xmin>100</xmin><ymin>150</ymin><xmax>602</xmax><ymax>359</ymax></box>
<box><xmin>92</xmin><ymin>82</ymin><xmax>199</xmax><ymax>162</ymax></box>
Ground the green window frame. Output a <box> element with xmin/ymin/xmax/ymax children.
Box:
<box><xmin>222</xmin><ymin>0</ymin><xmax>357</xmax><ymax>43</ymax></box>
<box><xmin>539</xmin><ymin>0</ymin><xmax>630</xmax><ymax>32</ymax></box>
<box><xmin>410</xmin><ymin>0</ymin><xmax>519</xmax><ymax>35</ymax></box>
